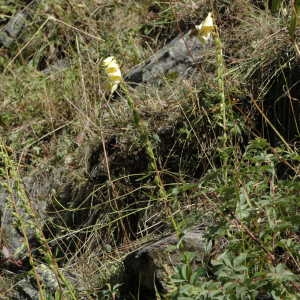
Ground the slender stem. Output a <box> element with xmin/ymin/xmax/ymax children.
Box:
<box><xmin>122</xmin><ymin>85</ymin><xmax>179</xmax><ymax>235</ymax></box>
<box><xmin>215</xmin><ymin>27</ymin><xmax>228</xmax><ymax>182</ymax></box>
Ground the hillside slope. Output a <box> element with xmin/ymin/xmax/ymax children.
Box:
<box><xmin>0</xmin><ymin>0</ymin><xmax>299</xmax><ymax>299</ymax></box>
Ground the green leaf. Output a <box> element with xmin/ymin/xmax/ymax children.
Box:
<box><xmin>180</xmin><ymin>264</ymin><xmax>188</xmax><ymax>281</ymax></box>
<box><xmin>267</xmin><ymin>264</ymin><xmax>297</xmax><ymax>283</ymax></box>
<box><xmin>233</xmin><ymin>252</ymin><xmax>247</xmax><ymax>267</ymax></box>
<box><xmin>270</xmin><ymin>0</ymin><xmax>282</xmax><ymax>13</ymax></box>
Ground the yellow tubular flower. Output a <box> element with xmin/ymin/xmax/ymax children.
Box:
<box><xmin>195</xmin><ymin>12</ymin><xmax>214</xmax><ymax>43</ymax></box>
<box><xmin>102</xmin><ymin>56</ymin><xmax>122</xmax><ymax>94</ymax></box>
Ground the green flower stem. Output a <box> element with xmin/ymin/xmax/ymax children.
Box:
<box><xmin>215</xmin><ymin>27</ymin><xmax>228</xmax><ymax>182</ymax></box>
<box><xmin>121</xmin><ymin>85</ymin><xmax>179</xmax><ymax>235</ymax></box>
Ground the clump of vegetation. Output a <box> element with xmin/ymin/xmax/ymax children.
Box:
<box><xmin>0</xmin><ymin>0</ymin><xmax>299</xmax><ymax>299</ymax></box>
<box><xmin>168</xmin><ymin>137</ymin><xmax>300</xmax><ymax>299</ymax></box>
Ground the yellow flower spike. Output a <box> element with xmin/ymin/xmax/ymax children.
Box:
<box><xmin>195</xmin><ymin>12</ymin><xmax>214</xmax><ymax>43</ymax></box>
<box><xmin>102</xmin><ymin>56</ymin><xmax>122</xmax><ymax>94</ymax></box>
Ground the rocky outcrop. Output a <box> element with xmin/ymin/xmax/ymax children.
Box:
<box><xmin>12</xmin><ymin>264</ymin><xmax>59</xmax><ymax>300</ymax></box>
<box><xmin>0</xmin><ymin>168</ymin><xmax>66</xmax><ymax>268</ymax></box>
<box><xmin>124</xmin><ymin>28</ymin><xmax>213</xmax><ymax>86</ymax></box>
<box><xmin>8</xmin><ymin>262</ymin><xmax>84</xmax><ymax>299</ymax></box>
<box><xmin>121</xmin><ymin>224</ymin><xmax>210</xmax><ymax>300</ymax></box>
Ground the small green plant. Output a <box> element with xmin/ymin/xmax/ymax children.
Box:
<box><xmin>270</xmin><ymin>0</ymin><xmax>283</xmax><ymax>13</ymax></box>
<box><xmin>269</xmin><ymin>0</ymin><xmax>300</xmax><ymax>44</ymax></box>
<box><xmin>100</xmin><ymin>283</ymin><xmax>122</xmax><ymax>300</ymax></box>
<box><xmin>289</xmin><ymin>0</ymin><xmax>300</xmax><ymax>40</ymax></box>
<box><xmin>167</xmin><ymin>137</ymin><xmax>300</xmax><ymax>299</ymax></box>
<box><xmin>172</xmin><ymin>252</ymin><xmax>206</xmax><ymax>285</ymax></box>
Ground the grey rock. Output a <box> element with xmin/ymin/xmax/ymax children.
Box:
<box><xmin>0</xmin><ymin>13</ymin><xmax>27</xmax><ymax>47</ymax></box>
<box><xmin>121</xmin><ymin>224</ymin><xmax>209</xmax><ymax>299</ymax></box>
<box><xmin>13</xmin><ymin>264</ymin><xmax>59</xmax><ymax>300</ymax></box>
<box><xmin>0</xmin><ymin>31</ymin><xmax>14</xmax><ymax>48</ymax></box>
<box><xmin>0</xmin><ymin>1</ymin><xmax>41</xmax><ymax>48</ymax></box>
<box><xmin>36</xmin><ymin>264</ymin><xmax>59</xmax><ymax>292</ymax></box>
<box><xmin>0</xmin><ymin>183</ymin><xmax>28</xmax><ymax>261</ymax></box>
<box><xmin>10</xmin><ymin>263</ymin><xmax>86</xmax><ymax>300</ymax></box>
<box><xmin>5</xmin><ymin>12</ymin><xmax>27</xmax><ymax>39</ymax></box>
<box><xmin>0</xmin><ymin>170</ymin><xmax>60</xmax><ymax>262</ymax></box>
<box><xmin>124</xmin><ymin>29</ymin><xmax>213</xmax><ymax>86</ymax></box>
<box><xmin>41</xmin><ymin>59</ymin><xmax>70</xmax><ymax>75</ymax></box>
<box><xmin>15</xmin><ymin>278</ymin><xmax>39</xmax><ymax>300</ymax></box>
